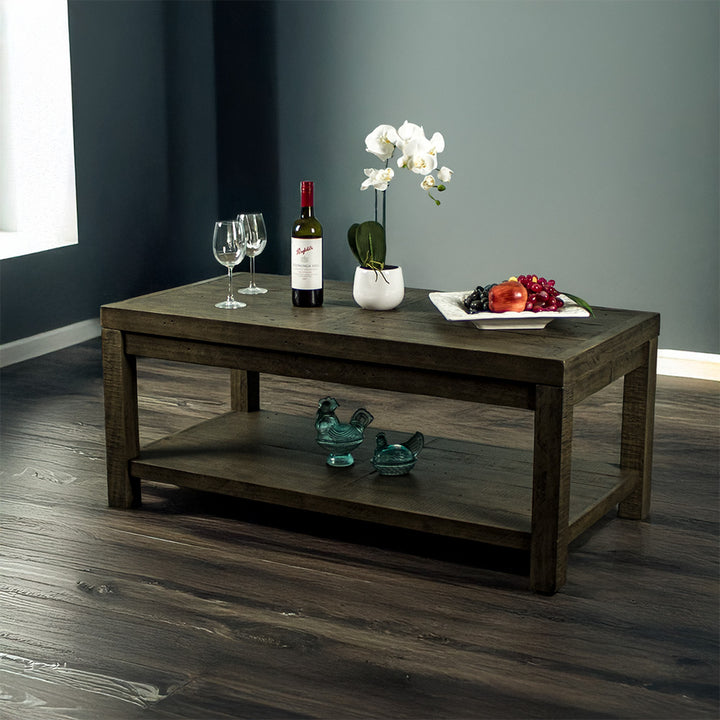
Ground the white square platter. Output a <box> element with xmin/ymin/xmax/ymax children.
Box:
<box><xmin>428</xmin><ymin>291</ymin><xmax>590</xmax><ymax>330</ymax></box>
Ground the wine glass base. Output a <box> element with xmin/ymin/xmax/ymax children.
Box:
<box><xmin>215</xmin><ymin>299</ymin><xmax>247</xmax><ymax>309</ymax></box>
<box><xmin>239</xmin><ymin>286</ymin><xmax>268</xmax><ymax>295</ymax></box>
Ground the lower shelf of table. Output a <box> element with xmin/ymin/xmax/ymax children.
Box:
<box><xmin>129</xmin><ymin>411</ymin><xmax>636</xmax><ymax>551</ymax></box>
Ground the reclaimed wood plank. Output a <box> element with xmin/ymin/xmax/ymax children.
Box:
<box><xmin>101</xmin><ymin>274</ymin><xmax>658</xmax><ymax>386</ymax></box>
<box><xmin>102</xmin><ymin>328</ymin><xmax>140</xmax><ymax>508</ymax></box>
<box><xmin>230</xmin><ymin>368</ymin><xmax>260</xmax><ymax>412</ymax></box>
<box><xmin>127</xmin><ymin>411</ymin><xmax>630</xmax><ymax>554</ymax></box>
<box><xmin>530</xmin><ymin>385</ymin><xmax>573</xmax><ymax>593</ymax></box>
<box><xmin>124</xmin><ymin>332</ymin><xmax>536</xmax><ymax>409</ymax></box>
<box><xmin>618</xmin><ymin>337</ymin><xmax>658</xmax><ymax>519</ymax></box>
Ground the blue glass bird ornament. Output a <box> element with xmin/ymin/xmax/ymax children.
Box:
<box><xmin>372</xmin><ymin>431</ymin><xmax>424</xmax><ymax>475</ymax></box>
<box><xmin>315</xmin><ymin>396</ymin><xmax>374</xmax><ymax>467</ymax></box>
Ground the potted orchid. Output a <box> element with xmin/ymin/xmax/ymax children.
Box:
<box><xmin>349</xmin><ymin>121</ymin><xmax>453</xmax><ymax>310</ymax></box>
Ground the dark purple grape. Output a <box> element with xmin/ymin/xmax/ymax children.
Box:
<box><xmin>464</xmin><ymin>283</ymin><xmax>492</xmax><ymax>313</ymax></box>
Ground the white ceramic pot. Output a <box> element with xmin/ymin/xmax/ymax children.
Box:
<box><xmin>352</xmin><ymin>265</ymin><xmax>404</xmax><ymax>311</ymax></box>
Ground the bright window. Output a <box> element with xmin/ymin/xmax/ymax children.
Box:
<box><xmin>0</xmin><ymin>0</ymin><xmax>78</xmax><ymax>260</ymax></box>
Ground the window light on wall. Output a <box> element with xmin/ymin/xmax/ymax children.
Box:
<box><xmin>0</xmin><ymin>0</ymin><xmax>78</xmax><ymax>260</ymax></box>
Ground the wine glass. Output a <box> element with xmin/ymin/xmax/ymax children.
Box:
<box><xmin>212</xmin><ymin>219</ymin><xmax>247</xmax><ymax>309</ymax></box>
<box><xmin>237</xmin><ymin>212</ymin><xmax>268</xmax><ymax>294</ymax></box>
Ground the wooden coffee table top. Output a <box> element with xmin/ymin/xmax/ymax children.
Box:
<box><xmin>101</xmin><ymin>273</ymin><xmax>660</xmax><ymax>387</ymax></box>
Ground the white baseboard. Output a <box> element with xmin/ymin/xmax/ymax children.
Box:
<box><xmin>0</xmin><ymin>318</ymin><xmax>101</xmax><ymax>368</ymax></box>
<box><xmin>1</xmin><ymin>319</ymin><xmax>718</xmax><ymax>381</ymax></box>
<box><xmin>656</xmin><ymin>350</ymin><xmax>720</xmax><ymax>382</ymax></box>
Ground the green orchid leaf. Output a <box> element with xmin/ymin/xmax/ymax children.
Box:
<box><xmin>347</xmin><ymin>223</ymin><xmax>361</xmax><ymax>263</ymax></box>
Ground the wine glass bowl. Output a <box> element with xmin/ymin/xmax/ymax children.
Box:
<box><xmin>238</xmin><ymin>212</ymin><xmax>268</xmax><ymax>294</ymax></box>
<box><xmin>212</xmin><ymin>219</ymin><xmax>247</xmax><ymax>309</ymax></box>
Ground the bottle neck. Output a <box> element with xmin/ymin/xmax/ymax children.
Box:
<box><xmin>300</xmin><ymin>181</ymin><xmax>314</xmax><ymax>217</ymax></box>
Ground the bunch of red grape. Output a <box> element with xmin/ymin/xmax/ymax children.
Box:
<box><xmin>515</xmin><ymin>275</ymin><xmax>564</xmax><ymax>313</ymax></box>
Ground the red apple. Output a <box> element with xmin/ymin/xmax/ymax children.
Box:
<box><xmin>488</xmin><ymin>281</ymin><xmax>528</xmax><ymax>313</ymax></box>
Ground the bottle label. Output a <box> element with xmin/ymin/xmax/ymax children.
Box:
<box><xmin>291</xmin><ymin>235</ymin><xmax>322</xmax><ymax>289</ymax></box>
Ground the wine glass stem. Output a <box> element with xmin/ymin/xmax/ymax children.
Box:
<box><xmin>249</xmin><ymin>256</ymin><xmax>256</xmax><ymax>289</ymax></box>
<box><xmin>226</xmin><ymin>267</ymin><xmax>234</xmax><ymax>302</ymax></box>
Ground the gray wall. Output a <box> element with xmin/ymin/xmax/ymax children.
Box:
<box><xmin>0</xmin><ymin>0</ymin><xmax>282</xmax><ymax>346</ymax></box>
<box><xmin>1</xmin><ymin>0</ymin><xmax>718</xmax><ymax>355</ymax></box>
<box><xmin>0</xmin><ymin>0</ymin><xmax>221</xmax><ymax>344</ymax></box>
<box><xmin>275</xmin><ymin>0</ymin><xmax>719</xmax><ymax>353</ymax></box>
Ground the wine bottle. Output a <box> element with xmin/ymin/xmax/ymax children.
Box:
<box><xmin>291</xmin><ymin>181</ymin><xmax>323</xmax><ymax>307</ymax></box>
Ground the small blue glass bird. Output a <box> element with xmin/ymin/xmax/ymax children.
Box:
<box><xmin>315</xmin><ymin>397</ymin><xmax>374</xmax><ymax>467</ymax></box>
<box><xmin>372</xmin><ymin>431</ymin><xmax>424</xmax><ymax>475</ymax></box>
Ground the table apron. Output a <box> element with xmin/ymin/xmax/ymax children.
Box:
<box><xmin>123</xmin><ymin>331</ymin><xmax>537</xmax><ymax>410</ymax></box>
<box><xmin>567</xmin><ymin>342</ymin><xmax>651</xmax><ymax>404</ymax></box>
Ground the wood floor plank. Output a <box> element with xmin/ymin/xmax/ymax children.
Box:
<box><xmin>0</xmin><ymin>339</ymin><xmax>717</xmax><ymax>719</ymax></box>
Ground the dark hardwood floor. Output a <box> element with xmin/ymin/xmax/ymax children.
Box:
<box><xmin>1</xmin><ymin>338</ymin><xmax>718</xmax><ymax>719</ymax></box>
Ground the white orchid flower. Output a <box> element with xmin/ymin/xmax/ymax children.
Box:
<box><xmin>397</xmin><ymin>134</ymin><xmax>434</xmax><ymax>174</ymax></box>
<box><xmin>408</xmin><ymin>152</ymin><xmax>438</xmax><ymax>175</ymax></box>
<box><xmin>399</xmin><ymin>136</ymin><xmax>438</xmax><ymax>175</ymax></box>
<box><xmin>360</xmin><ymin>121</ymin><xmax>452</xmax><ymax>205</ymax></box>
<box><xmin>365</xmin><ymin>124</ymin><xmax>398</xmax><ymax>161</ymax></box>
<box><xmin>361</xmin><ymin>167</ymin><xmax>395</xmax><ymax>192</ymax></box>
<box><xmin>396</xmin><ymin>121</ymin><xmax>425</xmax><ymax>146</ymax></box>
<box><xmin>428</xmin><ymin>131</ymin><xmax>445</xmax><ymax>155</ymax></box>
<box><xmin>395</xmin><ymin>122</ymin><xmax>426</xmax><ymax>167</ymax></box>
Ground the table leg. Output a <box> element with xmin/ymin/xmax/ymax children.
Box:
<box><xmin>618</xmin><ymin>337</ymin><xmax>657</xmax><ymax>520</ymax></box>
<box><xmin>231</xmin><ymin>369</ymin><xmax>260</xmax><ymax>412</ymax></box>
<box><xmin>102</xmin><ymin>328</ymin><xmax>141</xmax><ymax>508</ymax></box>
<box><xmin>530</xmin><ymin>385</ymin><xmax>573</xmax><ymax>594</ymax></box>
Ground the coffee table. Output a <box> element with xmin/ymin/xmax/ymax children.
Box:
<box><xmin>101</xmin><ymin>274</ymin><xmax>659</xmax><ymax>593</ymax></box>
